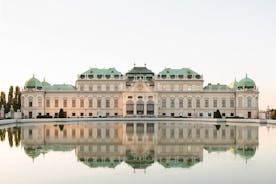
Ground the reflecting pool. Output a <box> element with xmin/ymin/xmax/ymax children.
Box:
<box><xmin>0</xmin><ymin>121</ymin><xmax>276</xmax><ymax>184</ymax></box>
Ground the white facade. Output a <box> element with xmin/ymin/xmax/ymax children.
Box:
<box><xmin>21</xmin><ymin>67</ymin><xmax>259</xmax><ymax>119</ymax></box>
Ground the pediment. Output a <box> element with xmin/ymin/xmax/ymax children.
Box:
<box><xmin>127</xmin><ymin>82</ymin><xmax>153</xmax><ymax>92</ymax></box>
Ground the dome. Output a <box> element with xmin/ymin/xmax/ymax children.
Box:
<box><xmin>25</xmin><ymin>75</ymin><xmax>42</xmax><ymax>89</ymax></box>
<box><xmin>237</xmin><ymin>75</ymin><xmax>256</xmax><ymax>89</ymax></box>
<box><xmin>41</xmin><ymin>78</ymin><xmax>51</xmax><ymax>87</ymax></box>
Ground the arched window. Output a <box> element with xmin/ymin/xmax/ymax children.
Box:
<box><xmin>126</xmin><ymin>100</ymin><xmax>134</xmax><ymax>115</ymax></box>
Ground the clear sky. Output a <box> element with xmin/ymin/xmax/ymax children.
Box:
<box><xmin>0</xmin><ymin>0</ymin><xmax>275</xmax><ymax>110</ymax></box>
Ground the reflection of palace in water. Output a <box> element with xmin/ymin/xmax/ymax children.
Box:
<box><xmin>20</xmin><ymin>122</ymin><xmax>259</xmax><ymax>169</ymax></box>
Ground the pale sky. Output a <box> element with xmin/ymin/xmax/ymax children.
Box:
<box><xmin>0</xmin><ymin>0</ymin><xmax>275</xmax><ymax>110</ymax></box>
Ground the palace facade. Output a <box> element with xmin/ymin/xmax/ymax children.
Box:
<box><xmin>21</xmin><ymin>66</ymin><xmax>259</xmax><ymax>119</ymax></box>
<box><xmin>20</xmin><ymin>122</ymin><xmax>258</xmax><ymax>168</ymax></box>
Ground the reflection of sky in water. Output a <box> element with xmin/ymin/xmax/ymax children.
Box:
<box><xmin>0</xmin><ymin>123</ymin><xmax>275</xmax><ymax>184</ymax></box>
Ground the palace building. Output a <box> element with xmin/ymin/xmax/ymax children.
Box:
<box><xmin>21</xmin><ymin>66</ymin><xmax>259</xmax><ymax>119</ymax></box>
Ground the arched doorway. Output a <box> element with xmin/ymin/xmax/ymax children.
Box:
<box><xmin>126</xmin><ymin>100</ymin><xmax>134</xmax><ymax>115</ymax></box>
<box><xmin>136</xmin><ymin>100</ymin><xmax>144</xmax><ymax>115</ymax></box>
<box><xmin>147</xmin><ymin>100</ymin><xmax>154</xmax><ymax>115</ymax></box>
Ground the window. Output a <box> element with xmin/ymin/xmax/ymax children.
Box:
<box><xmin>46</xmin><ymin>99</ymin><xmax>50</xmax><ymax>107</ymax></box>
<box><xmin>114</xmin><ymin>98</ymin><xmax>118</xmax><ymax>108</ymax></box>
<box><xmin>72</xmin><ymin>112</ymin><xmax>76</xmax><ymax>116</ymax></box>
<box><xmin>230</xmin><ymin>99</ymin><xmax>235</xmax><ymax>108</ymax></box>
<box><xmin>106</xmin><ymin>129</ymin><xmax>110</xmax><ymax>138</ymax></box>
<box><xmin>213</xmin><ymin>99</ymin><xmax>217</xmax><ymax>108</ymax></box>
<box><xmin>205</xmin><ymin>99</ymin><xmax>209</xmax><ymax>108</ymax></box>
<box><xmin>106</xmin><ymin>86</ymin><xmax>110</xmax><ymax>91</ymax></box>
<box><xmin>188</xmin><ymin>99</ymin><xmax>192</xmax><ymax>108</ymax></box>
<box><xmin>80</xmin><ymin>85</ymin><xmax>84</xmax><ymax>91</ymax></box>
<box><xmin>89</xmin><ymin>129</ymin><xmax>93</xmax><ymax>138</ymax></box>
<box><xmin>28</xmin><ymin>129</ymin><xmax>32</xmax><ymax>138</ymax></box>
<box><xmin>170</xmin><ymin>98</ymin><xmax>175</xmax><ymax>108</ymax></box>
<box><xmin>222</xmin><ymin>99</ymin><xmax>226</xmax><ymax>108</ymax></box>
<box><xmin>196</xmin><ymin>99</ymin><xmax>200</xmax><ymax>108</ymax></box>
<box><xmin>55</xmin><ymin>99</ymin><xmax>58</xmax><ymax>107</ymax></box>
<box><xmin>106</xmin><ymin>99</ymin><xmax>110</xmax><ymax>108</ymax></box>
<box><xmin>97</xmin><ymin>85</ymin><xmax>101</xmax><ymax>91</ymax></box>
<box><xmin>89</xmin><ymin>99</ymin><xmax>93</xmax><ymax>107</ymax></box>
<box><xmin>89</xmin><ymin>85</ymin><xmax>93</xmax><ymax>91</ymax></box>
<box><xmin>80</xmin><ymin>99</ymin><xmax>84</xmax><ymax>108</ymax></box>
<box><xmin>97</xmin><ymin>129</ymin><xmax>101</xmax><ymax>138</ymax></box>
<box><xmin>63</xmin><ymin>129</ymin><xmax>67</xmax><ymax>138</ymax></box>
<box><xmin>38</xmin><ymin>98</ymin><xmax>42</xmax><ymax>107</ymax></box>
<box><xmin>72</xmin><ymin>99</ymin><xmax>76</xmax><ymax>108</ymax></box>
<box><xmin>247</xmin><ymin>97</ymin><xmax>252</xmax><ymax>108</ymax></box>
<box><xmin>179</xmin><ymin>129</ymin><xmax>183</xmax><ymax>138</ymax></box>
<box><xmin>29</xmin><ymin>101</ymin><xmax>33</xmax><ymax>107</ymax></box>
<box><xmin>46</xmin><ymin>129</ymin><xmax>50</xmax><ymax>138</ymax></box>
<box><xmin>80</xmin><ymin>129</ymin><xmax>84</xmax><ymax>138</ymax></box>
<box><xmin>72</xmin><ymin>129</ymin><xmax>76</xmax><ymax>138</ymax></box>
<box><xmin>63</xmin><ymin>99</ymin><xmax>67</xmax><ymax>108</ymax></box>
<box><xmin>80</xmin><ymin>112</ymin><xmax>84</xmax><ymax>117</ymax></box>
<box><xmin>162</xmin><ymin>98</ymin><xmax>166</xmax><ymax>108</ymax></box>
<box><xmin>238</xmin><ymin>97</ymin><xmax>243</xmax><ymax>108</ymax></box>
<box><xmin>55</xmin><ymin>129</ymin><xmax>58</xmax><ymax>138</ymax></box>
<box><xmin>97</xmin><ymin>99</ymin><xmax>101</xmax><ymax>108</ymax></box>
<box><xmin>179</xmin><ymin>98</ymin><xmax>183</xmax><ymax>108</ymax></box>
<box><xmin>89</xmin><ymin>113</ymin><xmax>93</xmax><ymax>117</ymax></box>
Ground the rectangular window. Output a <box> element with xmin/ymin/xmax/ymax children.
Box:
<box><xmin>28</xmin><ymin>129</ymin><xmax>32</xmax><ymax>138</ymax></box>
<box><xmin>162</xmin><ymin>98</ymin><xmax>166</xmax><ymax>108</ymax></box>
<box><xmin>106</xmin><ymin>86</ymin><xmax>110</xmax><ymax>91</ymax></box>
<box><xmin>89</xmin><ymin>129</ymin><xmax>93</xmax><ymax>138</ymax></box>
<box><xmin>55</xmin><ymin>129</ymin><xmax>58</xmax><ymax>138</ymax></box>
<box><xmin>97</xmin><ymin>129</ymin><xmax>101</xmax><ymax>138</ymax></box>
<box><xmin>80</xmin><ymin>99</ymin><xmax>84</xmax><ymax>108</ymax></box>
<box><xmin>188</xmin><ymin>99</ymin><xmax>192</xmax><ymax>108</ymax></box>
<box><xmin>89</xmin><ymin>99</ymin><xmax>93</xmax><ymax>108</ymax></box>
<box><xmin>238</xmin><ymin>97</ymin><xmax>242</xmax><ymax>108</ymax></box>
<box><xmin>114</xmin><ymin>99</ymin><xmax>118</xmax><ymax>108</ymax></box>
<box><xmin>89</xmin><ymin>112</ymin><xmax>93</xmax><ymax>117</ymax></box>
<box><xmin>170</xmin><ymin>98</ymin><xmax>175</xmax><ymax>108</ymax></box>
<box><xmin>179</xmin><ymin>129</ymin><xmax>183</xmax><ymax>138</ymax></box>
<box><xmin>72</xmin><ymin>112</ymin><xmax>76</xmax><ymax>116</ymax></box>
<box><xmin>46</xmin><ymin>99</ymin><xmax>50</xmax><ymax>107</ymax></box>
<box><xmin>222</xmin><ymin>99</ymin><xmax>226</xmax><ymax>108</ymax></box>
<box><xmin>247</xmin><ymin>98</ymin><xmax>252</xmax><ymax>108</ymax></box>
<box><xmin>205</xmin><ymin>129</ymin><xmax>209</xmax><ymax>138</ymax></box>
<box><xmin>114</xmin><ymin>129</ymin><xmax>118</xmax><ymax>138</ymax></box>
<box><xmin>106</xmin><ymin>129</ymin><xmax>110</xmax><ymax>138</ymax></box>
<box><xmin>89</xmin><ymin>85</ymin><xmax>93</xmax><ymax>91</ymax></box>
<box><xmin>63</xmin><ymin>99</ymin><xmax>67</xmax><ymax>108</ymax></box>
<box><xmin>179</xmin><ymin>98</ymin><xmax>183</xmax><ymax>108</ymax></box>
<box><xmin>46</xmin><ymin>129</ymin><xmax>50</xmax><ymax>138</ymax></box>
<box><xmin>196</xmin><ymin>99</ymin><xmax>200</xmax><ymax>108</ymax></box>
<box><xmin>80</xmin><ymin>129</ymin><xmax>84</xmax><ymax>138</ymax></box>
<box><xmin>72</xmin><ymin>99</ymin><xmax>76</xmax><ymax>108</ymax></box>
<box><xmin>63</xmin><ymin>129</ymin><xmax>67</xmax><ymax>138</ymax></box>
<box><xmin>205</xmin><ymin>99</ymin><xmax>209</xmax><ymax>108</ymax></box>
<box><xmin>230</xmin><ymin>99</ymin><xmax>235</xmax><ymax>108</ymax></box>
<box><xmin>72</xmin><ymin>129</ymin><xmax>76</xmax><ymax>138</ymax></box>
<box><xmin>106</xmin><ymin>99</ymin><xmax>110</xmax><ymax>108</ymax></box>
<box><xmin>97</xmin><ymin>99</ymin><xmax>101</xmax><ymax>108</ymax></box>
<box><xmin>97</xmin><ymin>85</ymin><xmax>101</xmax><ymax>91</ymax></box>
<box><xmin>55</xmin><ymin>99</ymin><xmax>58</xmax><ymax>108</ymax></box>
<box><xmin>29</xmin><ymin>101</ymin><xmax>33</xmax><ymax>107</ymax></box>
<box><xmin>213</xmin><ymin>99</ymin><xmax>217</xmax><ymax>108</ymax></box>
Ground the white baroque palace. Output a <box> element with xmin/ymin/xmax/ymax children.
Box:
<box><xmin>21</xmin><ymin>66</ymin><xmax>259</xmax><ymax>119</ymax></box>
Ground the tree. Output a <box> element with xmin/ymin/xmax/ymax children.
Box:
<box><xmin>214</xmin><ymin>109</ymin><xmax>222</xmax><ymax>118</ymax></box>
<box><xmin>6</xmin><ymin>86</ymin><xmax>14</xmax><ymax>113</ymax></box>
<box><xmin>0</xmin><ymin>91</ymin><xmax>6</xmax><ymax>108</ymax></box>
<box><xmin>58</xmin><ymin>108</ymin><xmax>66</xmax><ymax>118</ymax></box>
<box><xmin>270</xmin><ymin>109</ymin><xmax>276</xmax><ymax>120</ymax></box>
<box><xmin>13</xmin><ymin>86</ymin><xmax>21</xmax><ymax>111</ymax></box>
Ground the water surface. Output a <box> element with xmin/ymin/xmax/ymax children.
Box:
<box><xmin>0</xmin><ymin>121</ymin><xmax>275</xmax><ymax>184</ymax></box>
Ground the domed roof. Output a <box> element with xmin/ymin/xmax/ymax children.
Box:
<box><xmin>41</xmin><ymin>78</ymin><xmax>51</xmax><ymax>87</ymax></box>
<box><xmin>25</xmin><ymin>75</ymin><xmax>42</xmax><ymax>89</ymax></box>
<box><xmin>237</xmin><ymin>75</ymin><xmax>256</xmax><ymax>89</ymax></box>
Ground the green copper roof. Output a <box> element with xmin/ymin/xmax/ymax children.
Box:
<box><xmin>237</xmin><ymin>75</ymin><xmax>256</xmax><ymax>89</ymax></box>
<box><xmin>158</xmin><ymin>158</ymin><xmax>200</xmax><ymax>168</ymax></box>
<box><xmin>126</xmin><ymin>67</ymin><xmax>154</xmax><ymax>75</ymax></box>
<box><xmin>204</xmin><ymin>83</ymin><xmax>231</xmax><ymax>90</ymax></box>
<box><xmin>24</xmin><ymin>147</ymin><xmax>41</xmax><ymax>159</ymax></box>
<box><xmin>80</xmin><ymin>158</ymin><xmax>122</xmax><ymax>168</ymax></box>
<box><xmin>158</xmin><ymin>68</ymin><xmax>201</xmax><ymax>78</ymax></box>
<box><xmin>41</xmin><ymin>79</ymin><xmax>51</xmax><ymax>87</ymax></box>
<box><xmin>44</xmin><ymin>84</ymin><xmax>76</xmax><ymax>91</ymax></box>
<box><xmin>25</xmin><ymin>76</ymin><xmax>42</xmax><ymax>89</ymax></box>
<box><xmin>234</xmin><ymin>147</ymin><xmax>256</xmax><ymax>159</ymax></box>
<box><xmin>81</xmin><ymin>68</ymin><xmax>122</xmax><ymax>77</ymax></box>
